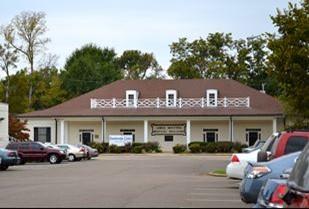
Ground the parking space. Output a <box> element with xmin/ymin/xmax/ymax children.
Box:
<box><xmin>0</xmin><ymin>154</ymin><xmax>250</xmax><ymax>208</ymax></box>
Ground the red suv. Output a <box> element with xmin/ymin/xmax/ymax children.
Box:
<box><xmin>6</xmin><ymin>142</ymin><xmax>67</xmax><ymax>164</ymax></box>
<box><xmin>257</xmin><ymin>130</ymin><xmax>309</xmax><ymax>162</ymax></box>
<box><xmin>283</xmin><ymin>143</ymin><xmax>309</xmax><ymax>208</ymax></box>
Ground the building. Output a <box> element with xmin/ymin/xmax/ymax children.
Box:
<box><xmin>19</xmin><ymin>79</ymin><xmax>284</xmax><ymax>151</ymax></box>
<box><xmin>0</xmin><ymin>103</ymin><xmax>9</xmax><ymax>148</ymax></box>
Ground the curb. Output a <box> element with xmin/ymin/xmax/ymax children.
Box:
<box><xmin>207</xmin><ymin>172</ymin><xmax>227</xmax><ymax>177</ymax></box>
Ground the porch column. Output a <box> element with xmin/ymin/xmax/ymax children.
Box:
<box><xmin>101</xmin><ymin>118</ymin><xmax>105</xmax><ymax>143</ymax></box>
<box><xmin>186</xmin><ymin>120</ymin><xmax>191</xmax><ymax>145</ymax></box>
<box><xmin>144</xmin><ymin>120</ymin><xmax>148</xmax><ymax>143</ymax></box>
<box><xmin>229</xmin><ymin>116</ymin><xmax>234</xmax><ymax>142</ymax></box>
<box><xmin>273</xmin><ymin>118</ymin><xmax>277</xmax><ymax>134</ymax></box>
<box><xmin>60</xmin><ymin>120</ymin><xmax>65</xmax><ymax>144</ymax></box>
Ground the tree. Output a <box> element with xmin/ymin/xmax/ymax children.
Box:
<box><xmin>167</xmin><ymin>33</ymin><xmax>250</xmax><ymax>81</ymax></box>
<box><xmin>0</xmin><ymin>43</ymin><xmax>18</xmax><ymax>102</ymax></box>
<box><xmin>32</xmin><ymin>67</ymin><xmax>67</xmax><ymax>110</ymax></box>
<box><xmin>62</xmin><ymin>44</ymin><xmax>122</xmax><ymax>98</ymax></box>
<box><xmin>118</xmin><ymin>50</ymin><xmax>164</xmax><ymax>80</ymax></box>
<box><xmin>268</xmin><ymin>1</ymin><xmax>309</xmax><ymax>127</ymax></box>
<box><xmin>1</xmin><ymin>11</ymin><xmax>50</xmax><ymax>108</ymax></box>
<box><xmin>9</xmin><ymin>114</ymin><xmax>29</xmax><ymax>141</ymax></box>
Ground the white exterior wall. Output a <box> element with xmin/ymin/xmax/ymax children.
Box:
<box><xmin>23</xmin><ymin>116</ymin><xmax>282</xmax><ymax>151</ymax></box>
<box><xmin>0</xmin><ymin>103</ymin><xmax>9</xmax><ymax>148</ymax></box>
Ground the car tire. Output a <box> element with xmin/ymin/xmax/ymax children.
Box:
<box><xmin>49</xmin><ymin>154</ymin><xmax>58</xmax><ymax>164</ymax></box>
<box><xmin>76</xmin><ymin>158</ymin><xmax>82</xmax><ymax>161</ymax></box>
<box><xmin>68</xmin><ymin>154</ymin><xmax>76</xmax><ymax>162</ymax></box>
<box><xmin>0</xmin><ymin>165</ymin><xmax>9</xmax><ymax>171</ymax></box>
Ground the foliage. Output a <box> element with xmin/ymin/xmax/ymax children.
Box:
<box><xmin>189</xmin><ymin>143</ymin><xmax>202</xmax><ymax>153</ymax></box>
<box><xmin>118</xmin><ymin>50</ymin><xmax>164</xmax><ymax>80</ymax></box>
<box><xmin>173</xmin><ymin>144</ymin><xmax>187</xmax><ymax>153</ymax></box>
<box><xmin>132</xmin><ymin>145</ymin><xmax>144</xmax><ymax>154</ymax></box>
<box><xmin>62</xmin><ymin>43</ymin><xmax>122</xmax><ymax>98</ymax></box>
<box><xmin>109</xmin><ymin>145</ymin><xmax>121</xmax><ymax>153</ymax></box>
<box><xmin>9</xmin><ymin>114</ymin><xmax>29</xmax><ymax>141</ymax></box>
<box><xmin>215</xmin><ymin>142</ymin><xmax>234</xmax><ymax>153</ymax></box>
<box><xmin>268</xmin><ymin>1</ymin><xmax>309</xmax><ymax>127</ymax></box>
<box><xmin>205</xmin><ymin>143</ymin><xmax>217</xmax><ymax>153</ymax></box>
<box><xmin>89</xmin><ymin>142</ymin><xmax>109</xmax><ymax>153</ymax></box>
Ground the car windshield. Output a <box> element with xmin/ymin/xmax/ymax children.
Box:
<box><xmin>288</xmin><ymin>143</ymin><xmax>309</xmax><ymax>192</ymax></box>
<box><xmin>36</xmin><ymin>142</ymin><xmax>48</xmax><ymax>148</ymax></box>
<box><xmin>260</xmin><ymin>133</ymin><xmax>280</xmax><ymax>153</ymax></box>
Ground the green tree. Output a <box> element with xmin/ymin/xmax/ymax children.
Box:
<box><xmin>268</xmin><ymin>1</ymin><xmax>309</xmax><ymax>127</ymax></box>
<box><xmin>62</xmin><ymin>44</ymin><xmax>122</xmax><ymax>97</ymax></box>
<box><xmin>118</xmin><ymin>50</ymin><xmax>164</xmax><ymax>80</ymax></box>
<box><xmin>32</xmin><ymin>67</ymin><xmax>67</xmax><ymax>110</ymax></box>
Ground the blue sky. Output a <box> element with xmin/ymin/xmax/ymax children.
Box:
<box><xmin>0</xmin><ymin>0</ymin><xmax>299</xmax><ymax>74</ymax></box>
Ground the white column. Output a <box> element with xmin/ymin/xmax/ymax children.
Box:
<box><xmin>64</xmin><ymin>121</ymin><xmax>69</xmax><ymax>144</ymax></box>
<box><xmin>60</xmin><ymin>120</ymin><xmax>65</xmax><ymax>144</ymax></box>
<box><xmin>186</xmin><ymin>120</ymin><xmax>191</xmax><ymax>145</ymax></box>
<box><xmin>229</xmin><ymin>117</ymin><xmax>234</xmax><ymax>142</ymax></box>
<box><xmin>144</xmin><ymin>120</ymin><xmax>148</xmax><ymax>143</ymax></box>
<box><xmin>101</xmin><ymin>118</ymin><xmax>104</xmax><ymax>143</ymax></box>
<box><xmin>273</xmin><ymin>118</ymin><xmax>277</xmax><ymax>134</ymax></box>
<box><xmin>104</xmin><ymin>119</ymin><xmax>107</xmax><ymax>143</ymax></box>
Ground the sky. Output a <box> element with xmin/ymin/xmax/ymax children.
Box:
<box><xmin>0</xmin><ymin>0</ymin><xmax>299</xmax><ymax>76</ymax></box>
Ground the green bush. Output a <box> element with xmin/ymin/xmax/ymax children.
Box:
<box><xmin>189</xmin><ymin>142</ymin><xmax>207</xmax><ymax>152</ymax></box>
<box><xmin>173</xmin><ymin>144</ymin><xmax>187</xmax><ymax>153</ymax></box>
<box><xmin>205</xmin><ymin>143</ymin><xmax>217</xmax><ymax>153</ymax></box>
<box><xmin>232</xmin><ymin>142</ymin><xmax>243</xmax><ymax>153</ymax></box>
<box><xmin>143</xmin><ymin>142</ymin><xmax>160</xmax><ymax>153</ymax></box>
<box><xmin>122</xmin><ymin>143</ymin><xmax>133</xmax><ymax>153</ymax></box>
<box><xmin>216</xmin><ymin>142</ymin><xmax>234</xmax><ymax>153</ymax></box>
<box><xmin>132</xmin><ymin>145</ymin><xmax>144</xmax><ymax>154</ymax></box>
<box><xmin>109</xmin><ymin>145</ymin><xmax>121</xmax><ymax>153</ymax></box>
<box><xmin>189</xmin><ymin>144</ymin><xmax>201</xmax><ymax>153</ymax></box>
<box><xmin>90</xmin><ymin>142</ymin><xmax>109</xmax><ymax>153</ymax></box>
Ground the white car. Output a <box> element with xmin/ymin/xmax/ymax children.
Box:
<box><xmin>226</xmin><ymin>149</ymin><xmax>260</xmax><ymax>179</ymax></box>
<box><xmin>57</xmin><ymin>144</ymin><xmax>85</xmax><ymax>162</ymax></box>
<box><xmin>226</xmin><ymin>133</ymin><xmax>280</xmax><ymax>179</ymax></box>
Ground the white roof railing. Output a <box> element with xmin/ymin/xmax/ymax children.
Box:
<box><xmin>90</xmin><ymin>97</ymin><xmax>250</xmax><ymax>109</ymax></box>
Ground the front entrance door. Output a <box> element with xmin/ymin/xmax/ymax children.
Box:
<box><xmin>246</xmin><ymin>129</ymin><xmax>261</xmax><ymax>146</ymax></box>
<box><xmin>82</xmin><ymin>132</ymin><xmax>91</xmax><ymax>145</ymax></box>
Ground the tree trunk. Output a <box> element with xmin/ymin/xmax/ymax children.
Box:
<box><xmin>28</xmin><ymin>61</ymin><xmax>34</xmax><ymax>109</ymax></box>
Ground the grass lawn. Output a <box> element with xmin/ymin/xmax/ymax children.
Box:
<box><xmin>212</xmin><ymin>168</ymin><xmax>226</xmax><ymax>175</ymax></box>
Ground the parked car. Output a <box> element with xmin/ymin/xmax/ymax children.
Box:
<box><xmin>45</xmin><ymin>143</ymin><xmax>68</xmax><ymax>156</ymax></box>
<box><xmin>242</xmin><ymin>140</ymin><xmax>266</xmax><ymax>153</ymax></box>
<box><xmin>76</xmin><ymin>144</ymin><xmax>99</xmax><ymax>160</ymax></box>
<box><xmin>257</xmin><ymin>130</ymin><xmax>309</xmax><ymax>162</ymax></box>
<box><xmin>0</xmin><ymin>148</ymin><xmax>20</xmax><ymax>171</ymax></box>
<box><xmin>240</xmin><ymin>151</ymin><xmax>300</xmax><ymax>204</ymax></box>
<box><xmin>57</xmin><ymin>144</ymin><xmax>85</xmax><ymax>162</ymax></box>
<box><xmin>282</xmin><ymin>143</ymin><xmax>309</xmax><ymax>208</ymax></box>
<box><xmin>6</xmin><ymin>142</ymin><xmax>66</xmax><ymax>164</ymax></box>
<box><xmin>255</xmin><ymin>178</ymin><xmax>289</xmax><ymax>208</ymax></box>
<box><xmin>227</xmin><ymin>133</ymin><xmax>279</xmax><ymax>179</ymax></box>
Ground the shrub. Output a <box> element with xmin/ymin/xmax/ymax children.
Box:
<box><xmin>109</xmin><ymin>145</ymin><xmax>121</xmax><ymax>153</ymax></box>
<box><xmin>189</xmin><ymin>142</ymin><xmax>207</xmax><ymax>152</ymax></box>
<box><xmin>173</xmin><ymin>144</ymin><xmax>187</xmax><ymax>153</ymax></box>
<box><xmin>232</xmin><ymin>142</ymin><xmax>243</xmax><ymax>153</ymax></box>
<box><xmin>122</xmin><ymin>143</ymin><xmax>133</xmax><ymax>153</ymax></box>
<box><xmin>205</xmin><ymin>143</ymin><xmax>217</xmax><ymax>153</ymax></box>
<box><xmin>90</xmin><ymin>142</ymin><xmax>109</xmax><ymax>153</ymax></box>
<box><xmin>216</xmin><ymin>142</ymin><xmax>234</xmax><ymax>153</ymax></box>
<box><xmin>132</xmin><ymin>145</ymin><xmax>143</xmax><ymax>154</ymax></box>
<box><xmin>189</xmin><ymin>144</ymin><xmax>201</xmax><ymax>153</ymax></box>
<box><xmin>132</xmin><ymin>142</ymin><xmax>144</xmax><ymax>148</ymax></box>
<box><xmin>143</xmin><ymin>142</ymin><xmax>160</xmax><ymax>153</ymax></box>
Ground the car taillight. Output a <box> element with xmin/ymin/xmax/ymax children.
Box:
<box><xmin>231</xmin><ymin>155</ymin><xmax>240</xmax><ymax>163</ymax></box>
<box><xmin>269</xmin><ymin>184</ymin><xmax>287</xmax><ymax>208</ymax></box>
<box><xmin>7</xmin><ymin>152</ymin><xmax>16</xmax><ymax>157</ymax></box>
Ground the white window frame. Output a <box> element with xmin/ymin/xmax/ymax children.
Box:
<box><xmin>206</xmin><ymin>89</ymin><xmax>218</xmax><ymax>107</ymax></box>
<box><xmin>126</xmin><ymin>90</ymin><xmax>138</xmax><ymax>107</ymax></box>
<box><xmin>203</xmin><ymin>129</ymin><xmax>219</xmax><ymax>142</ymax></box>
<box><xmin>166</xmin><ymin>90</ymin><xmax>177</xmax><ymax>107</ymax></box>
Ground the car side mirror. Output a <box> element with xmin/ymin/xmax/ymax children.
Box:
<box><xmin>257</xmin><ymin>151</ymin><xmax>269</xmax><ymax>162</ymax></box>
<box><xmin>280</xmin><ymin>168</ymin><xmax>292</xmax><ymax>179</ymax></box>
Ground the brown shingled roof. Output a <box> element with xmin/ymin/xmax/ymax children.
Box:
<box><xmin>19</xmin><ymin>79</ymin><xmax>283</xmax><ymax>118</ymax></box>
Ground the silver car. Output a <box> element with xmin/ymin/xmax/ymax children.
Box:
<box><xmin>57</xmin><ymin>144</ymin><xmax>85</xmax><ymax>162</ymax></box>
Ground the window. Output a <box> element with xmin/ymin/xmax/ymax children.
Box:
<box><xmin>246</xmin><ymin>129</ymin><xmax>261</xmax><ymax>146</ymax></box>
<box><xmin>20</xmin><ymin>143</ymin><xmax>30</xmax><ymax>150</ymax></box>
<box><xmin>126</xmin><ymin>90</ymin><xmax>138</xmax><ymax>107</ymax></box>
<box><xmin>34</xmin><ymin>127</ymin><xmax>51</xmax><ymax>143</ymax></box>
<box><xmin>206</xmin><ymin>89</ymin><xmax>218</xmax><ymax>107</ymax></box>
<box><xmin>6</xmin><ymin>143</ymin><xmax>18</xmax><ymax>150</ymax></box>
<box><xmin>165</xmin><ymin>135</ymin><xmax>173</xmax><ymax>142</ymax></box>
<box><xmin>166</xmin><ymin>90</ymin><xmax>177</xmax><ymax>107</ymax></box>
<box><xmin>203</xmin><ymin>129</ymin><xmax>218</xmax><ymax>142</ymax></box>
<box><xmin>31</xmin><ymin>143</ymin><xmax>43</xmax><ymax>150</ymax></box>
<box><xmin>284</xmin><ymin>136</ymin><xmax>308</xmax><ymax>155</ymax></box>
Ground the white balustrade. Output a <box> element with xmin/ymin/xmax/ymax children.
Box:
<box><xmin>90</xmin><ymin>97</ymin><xmax>250</xmax><ymax>109</ymax></box>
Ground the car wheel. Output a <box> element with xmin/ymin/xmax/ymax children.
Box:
<box><xmin>49</xmin><ymin>154</ymin><xmax>58</xmax><ymax>164</ymax></box>
<box><xmin>0</xmin><ymin>165</ymin><xmax>9</xmax><ymax>171</ymax></box>
<box><xmin>68</xmin><ymin>154</ymin><xmax>76</xmax><ymax>162</ymax></box>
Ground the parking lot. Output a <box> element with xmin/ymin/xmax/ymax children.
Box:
<box><xmin>0</xmin><ymin>154</ymin><xmax>250</xmax><ymax>208</ymax></box>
